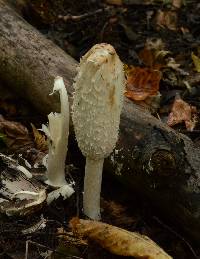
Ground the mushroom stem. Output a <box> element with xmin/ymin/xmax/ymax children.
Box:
<box><xmin>83</xmin><ymin>158</ymin><xmax>104</xmax><ymax>220</ymax></box>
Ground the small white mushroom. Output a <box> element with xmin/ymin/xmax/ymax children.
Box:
<box><xmin>72</xmin><ymin>43</ymin><xmax>125</xmax><ymax>220</ymax></box>
<box><xmin>42</xmin><ymin>76</ymin><xmax>69</xmax><ymax>187</ymax></box>
<box><xmin>42</xmin><ymin>76</ymin><xmax>75</xmax><ymax>203</ymax></box>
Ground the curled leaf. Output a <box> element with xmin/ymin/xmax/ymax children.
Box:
<box><xmin>70</xmin><ymin>218</ymin><xmax>172</xmax><ymax>259</ymax></box>
<box><xmin>125</xmin><ymin>66</ymin><xmax>161</xmax><ymax>101</ymax></box>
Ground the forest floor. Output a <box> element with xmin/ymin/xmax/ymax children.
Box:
<box><xmin>0</xmin><ymin>0</ymin><xmax>200</xmax><ymax>258</ymax></box>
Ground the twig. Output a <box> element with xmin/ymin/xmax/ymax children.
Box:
<box><xmin>25</xmin><ymin>240</ymin><xmax>29</xmax><ymax>259</ymax></box>
<box><xmin>58</xmin><ymin>7</ymin><xmax>111</xmax><ymax>22</ymax></box>
<box><xmin>153</xmin><ymin>216</ymin><xmax>198</xmax><ymax>259</ymax></box>
<box><xmin>100</xmin><ymin>21</ymin><xmax>109</xmax><ymax>42</ymax></box>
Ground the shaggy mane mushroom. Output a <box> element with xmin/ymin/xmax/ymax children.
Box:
<box><xmin>72</xmin><ymin>43</ymin><xmax>125</xmax><ymax>220</ymax></box>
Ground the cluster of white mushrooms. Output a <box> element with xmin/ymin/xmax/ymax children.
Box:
<box><xmin>44</xmin><ymin>43</ymin><xmax>125</xmax><ymax>219</ymax></box>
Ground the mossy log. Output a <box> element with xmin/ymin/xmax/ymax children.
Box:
<box><xmin>0</xmin><ymin>0</ymin><xmax>200</xmax><ymax>244</ymax></box>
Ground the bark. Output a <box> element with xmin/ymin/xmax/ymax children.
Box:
<box><xmin>0</xmin><ymin>0</ymin><xmax>200</xmax><ymax>244</ymax></box>
<box><xmin>107</xmin><ymin>99</ymin><xmax>200</xmax><ymax>244</ymax></box>
<box><xmin>0</xmin><ymin>0</ymin><xmax>77</xmax><ymax>115</ymax></box>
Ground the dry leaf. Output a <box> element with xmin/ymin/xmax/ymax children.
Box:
<box><xmin>167</xmin><ymin>96</ymin><xmax>197</xmax><ymax>131</ymax></box>
<box><xmin>191</xmin><ymin>52</ymin><xmax>200</xmax><ymax>72</ymax></box>
<box><xmin>125</xmin><ymin>66</ymin><xmax>161</xmax><ymax>101</ymax></box>
<box><xmin>166</xmin><ymin>57</ymin><xmax>181</xmax><ymax>70</ymax></box>
<box><xmin>70</xmin><ymin>218</ymin><xmax>172</xmax><ymax>259</ymax></box>
<box><xmin>31</xmin><ymin>123</ymin><xmax>48</xmax><ymax>152</ymax></box>
<box><xmin>0</xmin><ymin>115</ymin><xmax>34</xmax><ymax>152</ymax></box>
<box><xmin>139</xmin><ymin>38</ymin><xmax>166</xmax><ymax>69</ymax></box>
<box><xmin>139</xmin><ymin>38</ymin><xmax>181</xmax><ymax>73</ymax></box>
<box><xmin>139</xmin><ymin>47</ymin><xmax>155</xmax><ymax>68</ymax></box>
<box><xmin>172</xmin><ymin>0</ymin><xmax>182</xmax><ymax>9</ymax></box>
<box><xmin>155</xmin><ymin>10</ymin><xmax>177</xmax><ymax>31</ymax></box>
<box><xmin>180</xmin><ymin>27</ymin><xmax>190</xmax><ymax>34</ymax></box>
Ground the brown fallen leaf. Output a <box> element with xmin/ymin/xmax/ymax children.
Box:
<box><xmin>138</xmin><ymin>38</ymin><xmax>167</xmax><ymax>70</ymax></box>
<box><xmin>172</xmin><ymin>0</ymin><xmax>182</xmax><ymax>9</ymax></box>
<box><xmin>138</xmin><ymin>38</ymin><xmax>181</xmax><ymax>73</ymax></box>
<box><xmin>155</xmin><ymin>10</ymin><xmax>178</xmax><ymax>31</ymax></box>
<box><xmin>125</xmin><ymin>66</ymin><xmax>161</xmax><ymax>101</ymax></box>
<box><xmin>0</xmin><ymin>115</ymin><xmax>34</xmax><ymax>152</ymax></box>
<box><xmin>70</xmin><ymin>218</ymin><xmax>173</xmax><ymax>259</ymax></box>
<box><xmin>167</xmin><ymin>96</ymin><xmax>197</xmax><ymax>131</ymax></box>
<box><xmin>31</xmin><ymin>123</ymin><xmax>48</xmax><ymax>152</ymax></box>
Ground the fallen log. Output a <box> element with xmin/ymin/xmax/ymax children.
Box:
<box><xmin>0</xmin><ymin>0</ymin><xmax>200</xmax><ymax>245</ymax></box>
<box><xmin>0</xmin><ymin>0</ymin><xmax>77</xmax><ymax>115</ymax></box>
<box><xmin>109</xmin><ymin>99</ymin><xmax>200</xmax><ymax>244</ymax></box>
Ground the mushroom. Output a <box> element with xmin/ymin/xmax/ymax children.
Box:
<box><xmin>42</xmin><ymin>76</ymin><xmax>69</xmax><ymax>187</ymax></box>
<box><xmin>72</xmin><ymin>43</ymin><xmax>125</xmax><ymax>220</ymax></box>
<box><xmin>42</xmin><ymin>76</ymin><xmax>74</xmax><ymax>203</ymax></box>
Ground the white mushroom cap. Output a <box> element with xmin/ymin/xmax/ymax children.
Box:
<box><xmin>72</xmin><ymin>43</ymin><xmax>125</xmax><ymax>160</ymax></box>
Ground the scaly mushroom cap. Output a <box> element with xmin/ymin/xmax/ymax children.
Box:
<box><xmin>72</xmin><ymin>43</ymin><xmax>125</xmax><ymax>160</ymax></box>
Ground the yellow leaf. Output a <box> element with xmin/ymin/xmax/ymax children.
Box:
<box><xmin>31</xmin><ymin>123</ymin><xmax>48</xmax><ymax>152</ymax></box>
<box><xmin>191</xmin><ymin>52</ymin><xmax>200</xmax><ymax>72</ymax></box>
<box><xmin>70</xmin><ymin>218</ymin><xmax>173</xmax><ymax>259</ymax></box>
